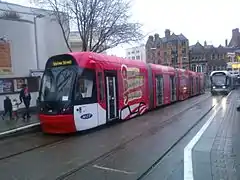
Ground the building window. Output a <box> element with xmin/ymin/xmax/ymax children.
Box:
<box><xmin>132</xmin><ymin>56</ymin><xmax>135</xmax><ymax>60</ymax></box>
<box><xmin>196</xmin><ymin>65</ymin><xmax>202</xmax><ymax>72</ymax></box>
<box><xmin>136</xmin><ymin>50</ymin><xmax>139</xmax><ymax>53</ymax></box>
<box><xmin>164</xmin><ymin>52</ymin><xmax>167</xmax><ymax>63</ymax></box>
<box><xmin>192</xmin><ymin>64</ymin><xmax>196</xmax><ymax>71</ymax></box>
<box><xmin>208</xmin><ymin>66</ymin><xmax>211</xmax><ymax>72</ymax></box>
<box><xmin>212</xmin><ymin>54</ymin><xmax>215</xmax><ymax>60</ymax></box>
<box><xmin>128</xmin><ymin>52</ymin><xmax>130</xmax><ymax>55</ymax></box>
<box><xmin>202</xmin><ymin>64</ymin><xmax>205</xmax><ymax>72</ymax></box>
<box><xmin>136</xmin><ymin>56</ymin><xmax>140</xmax><ymax>59</ymax></box>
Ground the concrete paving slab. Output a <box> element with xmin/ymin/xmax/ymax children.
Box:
<box><xmin>0</xmin><ymin>114</ymin><xmax>40</xmax><ymax>139</ymax></box>
<box><xmin>192</xmin><ymin>90</ymin><xmax>240</xmax><ymax>180</ymax></box>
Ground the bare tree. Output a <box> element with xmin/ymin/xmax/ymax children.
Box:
<box><xmin>32</xmin><ymin>0</ymin><xmax>143</xmax><ymax>53</ymax></box>
<box><xmin>32</xmin><ymin>0</ymin><xmax>72</xmax><ymax>51</ymax></box>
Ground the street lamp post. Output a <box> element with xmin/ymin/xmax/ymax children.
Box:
<box><xmin>34</xmin><ymin>14</ymin><xmax>44</xmax><ymax>70</ymax></box>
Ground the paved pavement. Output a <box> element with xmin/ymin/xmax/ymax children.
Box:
<box><xmin>0</xmin><ymin>112</ymin><xmax>40</xmax><ymax>137</ymax></box>
<box><xmin>192</xmin><ymin>90</ymin><xmax>240</xmax><ymax>180</ymax></box>
<box><xmin>0</xmin><ymin>92</ymin><xmax>217</xmax><ymax>180</ymax></box>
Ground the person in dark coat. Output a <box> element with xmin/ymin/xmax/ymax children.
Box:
<box><xmin>19</xmin><ymin>84</ymin><xmax>31</xmax><ymax>119</ymax></box>
<box><xmin>2</xmin><ymin>96</ymin><xmax>13</xmax><ymax>120</ymax></box>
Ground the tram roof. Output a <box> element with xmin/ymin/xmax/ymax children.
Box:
<box><xmin>210</xmin><ymin>70</ymin><xmax>230</xmax><ymax>76</ymax></box>
<box><xmin>69</xmin><ymin>51</ymin><xmax>147</xmax><ymax>67</ymax></box>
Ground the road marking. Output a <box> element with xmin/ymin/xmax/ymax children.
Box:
<box><xmin>0</xmin><ymin>122</ymin><xmax>40</xmax><ymax>136</ymax></box>
<box><xmin>184</xmin><ymin>92</ymin><xmax>232</xmax><ymax>180</ymax></box>
<box><xmin>93</xmin><ymin>164</ymin><xmax>136</xmax><ymax>175</ymax></box>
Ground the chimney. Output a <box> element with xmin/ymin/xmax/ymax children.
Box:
<box><xmin>165</xmin><ymin>29</ymin><xmax>170</xmax><ymax>38</ymax></box>
<box><xmin>148</xmin><ymin>35</ymin><xmax>154</xmax><ymax>41</ymax></box>
<box><xmin>154</xmin><ymin>33</ymin><xmax>160</xmax><ymax>40</ymax></box>
<box><xmin>232</xmin><ymin>28</ymin><xmax>239</xmax><ymax>38</ymax></box>
<box><xmin>225</xmin><ymin>39</ymin><xmax>228</xmax><ymax>47</ymax></box>
<box><xmin>204</xmin><ymin>41</ymin><xmax>207</xmax><ymax>46</ymax></box>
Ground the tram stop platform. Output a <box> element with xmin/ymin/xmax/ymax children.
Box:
<box><xmin>0</xmin><ymin>111</ymin><xmax>40</xmax><ymax>139</ymax></box>
<box><xmin>191</xmin><ymin>90</ymin><xmax>240</xmax><ymax>180</ymax></box>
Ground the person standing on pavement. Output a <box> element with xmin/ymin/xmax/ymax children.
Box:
<box><xmin>2</xmin><ymin>96</ymin><xmax>13</xmax><ymax>120</ymax></box>
<box><xmin>19</xmin><ymin>84</ymin><xmax>31</xmax><ymax>119</ymax></box>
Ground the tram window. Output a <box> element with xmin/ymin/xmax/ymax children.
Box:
<box><xmin>75</xmin><ymin>69</ymin><xmax>97</xmax><ymax>103</ymax></box>
<box><xmin>97</xmin><ymin>72</ymin><xmax>104</xmax><ymax>101</ymax></box>
<box><xmin>76</xmin><ymin>77</ymin><xmax>93</xmax><ymax>98</ymax></box>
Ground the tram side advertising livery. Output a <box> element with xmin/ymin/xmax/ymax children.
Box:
<box><xmin>38</xmin><ymin>52</ymin><xmax>205</xmax><ymax>134</ymax></box>
<box><xmin>210</xmin><ymin>70</ymin><xmax>235</xmax><ymax>95</ymax></box>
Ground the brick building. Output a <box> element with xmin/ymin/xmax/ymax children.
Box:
<box><xmin>145</xmin><ymin>29</ymin><xmax>189</xmax><ymax>69</ymax></box>
<box><xmin>189</xmin><ymin>41</ymin><xmax>237</xmax><ymax>74</ymax></box>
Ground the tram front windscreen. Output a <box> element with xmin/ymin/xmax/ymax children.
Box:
<box><xmin>40</xmin><ymin>66</ymin><xmax>77</xmax><ymax>102</ymax></box>
<box><xmin>211</xmin><ymin>73</ymin><xmax>227</xmax><ymax>86</ymax></box>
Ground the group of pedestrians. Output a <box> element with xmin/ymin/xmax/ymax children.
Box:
<box><xmin>2</xmin><ymin>84</ymin><xmax>31</xmax><ymax>120</ymax></box>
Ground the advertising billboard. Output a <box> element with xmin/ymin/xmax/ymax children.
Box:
<box><xmin>0</xmin><ymin>40</ymin><xmax>11</xmax><ymax>74</ymax></box>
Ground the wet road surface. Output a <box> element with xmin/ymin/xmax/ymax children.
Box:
<box><xmin>64</xmin><ymin>95</ymin><xmax>222</xmax><ymax>180</ymax></box>
<box><xmin>0</xmin><ymin>93</ymin><xmax>224</xmax><ymax>180</ymax></box>
<box><xmin>0</xmin><ymin>132</ymin><xmax>68</xmax><ymax>160</ymax></box>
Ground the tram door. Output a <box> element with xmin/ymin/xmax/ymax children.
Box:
<box><xmin>156</xmin><ymin>75</ymin><xmax>164</xmax><ymax>106</ymax></box>
<box><xmin>196</xmin><ymin>77</ymin><xmax>199</xmax><ymax>94</ymax></box>
<box><xmin>105</xmin><ymin>71</ymin><xmax>118</xmax><ymax>121</ymax></box>
<box><xmin>170</xmin><ymin>76</ymin><xmax>177</xmax><ymax>102</ymax></box>
<box><xmin>189</xmin><ymin>77</ymin><xmax>193</xmax><ymax>95</ymax></box>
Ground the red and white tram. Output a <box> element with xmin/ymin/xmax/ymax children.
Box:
<box><xmin>38</xmin><ymin>52</ymin><xmax>205</xmax><ymax>134</ymax></box>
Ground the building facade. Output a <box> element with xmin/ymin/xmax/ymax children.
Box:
<box><xmin>0</xmin><ymin>1</ymin><xmax>69</xmax><ymax>111</ymax></box>
<box><xmin>189</xmin><ymin>41</ymin><xmax>239</xmax><ymax>74</ymax></box>
<box><xmin>0</xmin><ymin>1</ymin><xmax>69</xmax><ymax>77</ymax></box>
<box><xmin>125</xmin><ymin>44</ymin><xmax>146</xmax><ymax>62</ymax></box>
<box><xmin>145</xmin><ymin>29</ymin><xmax>189</xmax><ymax>69</ymax></box>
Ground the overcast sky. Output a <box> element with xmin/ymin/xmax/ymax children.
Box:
<box><xmin>4</xmin><ymin>0</ymin><xmax>240</xmax><ymax>57</ymax></box>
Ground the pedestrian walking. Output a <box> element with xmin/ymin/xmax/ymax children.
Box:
<box><xmin>2</xmin><ymin>96</ymin><xmax>13</xmax><ymax>120</ymax></box>
<box><xmin>19</xmin><ymin>84</ymin><xmax>31</xmax><ymax>119</ymax></box>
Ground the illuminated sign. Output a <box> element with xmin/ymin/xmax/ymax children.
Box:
<box><xmin>231</xmin><ymin>64</ymin><xmax>240</xmax><ymax>69</ymax></box>
<box><xmin>52</xmin><ymin>60</ymin><xmax>73</xmax><ymax>67</ymax></box>
<box><xmin>237</xmin><ymin>56</ymin><xmax>240</xmax><ymax>61</ymax></box>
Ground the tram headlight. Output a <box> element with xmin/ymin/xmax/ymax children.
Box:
<box><xmin>222</xmin><ymin>86</ymin><xmax>226</xmax><ymax>89</ymax></box>
<box><xmin>213</xmin><ymin>86</ymin><xmax>216</xmax><ymax>89</ymax></box>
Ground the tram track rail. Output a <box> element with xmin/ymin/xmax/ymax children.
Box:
<box><xmin>0</xmin><ymin>132</ymin><xmax>71</xmax><ymax>161</ymax></box>
<box><xmin>55</xmin><ymin>94</ymin><xmax>220</xmax><ymax>180</ymax></box>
